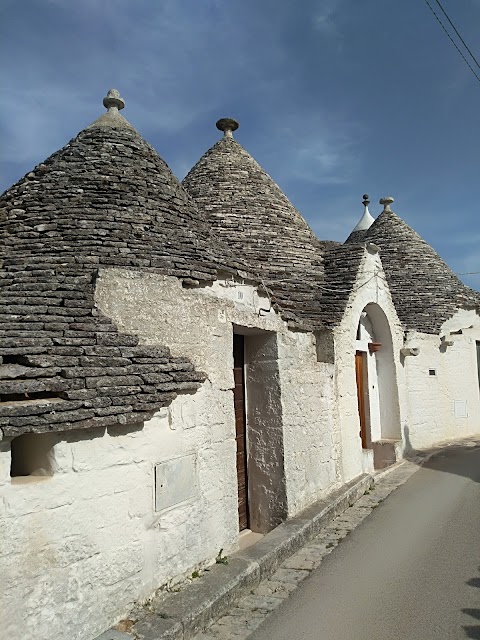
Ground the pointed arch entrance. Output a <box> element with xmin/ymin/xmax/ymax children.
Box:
<box><xmin>354</xmin><ymin>303</ymin><xmax>401</xmax><ymax>469</ymax></box>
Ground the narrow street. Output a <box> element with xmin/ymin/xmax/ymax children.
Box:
<box><xmin>250</xmin><ymin>446</ymin><xmax>480</xmax><ymax>640</ymax></box>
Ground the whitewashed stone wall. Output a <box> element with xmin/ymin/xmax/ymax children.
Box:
<box><xmin>278</xmin><ymin>330</ymin><xmax>340</xmax><ymax>515</ymax></box>
<box><xmin>404</xmin><ymin>309</ymin><xmax>480</xmax><ymax>449</ymax></box>
<box><xmin>0</xmin><ymin>385</ymin><xmax>239</xmax><ymax>640</ymax></box>
<box><xmin>0</xmin><ymin>268</ymin><xmax>351</xmax><ymax>640</ymax></box>
<box><xmin>7</xmin><ymin>258</ymin><xmax>475</xmax><ymax>640</ymax></box>
<box><xmin>333</xmin><ymin>247</ymin><xmax>407</xmax><ymax>482</ymax></box>
<box><xmin>94</xmin><ymin>269</ymin><xmax>345</xmax><ymax>515</ymax></box>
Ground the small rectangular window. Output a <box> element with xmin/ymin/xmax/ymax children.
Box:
<box><xmin>429</xmin><ymin>369</ymin><xmax>436</xmax><ymax>376</ymax></box>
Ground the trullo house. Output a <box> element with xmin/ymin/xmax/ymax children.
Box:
<box><xmin>0</xmin><ymin>90</ymin><xmax>479</xmax><ymax>640</ymax></box>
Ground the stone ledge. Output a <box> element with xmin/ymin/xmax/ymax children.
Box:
<box><xmin>94</xmin><ymin>473</ymin><xmax>373</xmax><ymax>640</ymax></box>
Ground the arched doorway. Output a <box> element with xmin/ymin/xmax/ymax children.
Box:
<box><xmin>355</xmin><ymin>304</ymin><xmax>402</xmax><ymax>469</ymax></box>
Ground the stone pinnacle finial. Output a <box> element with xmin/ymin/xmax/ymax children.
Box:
<box><xmin>103</xmin><ymin>89</ymin><xmax>125</xmax><ymax>111</ymax></box>
<box><xmin>216</xmin><ymin>118</ymin><xmax>239</xmax><ymax>138</ymax></box>
<box><xmin>380</xmin><ymin>196</ymin><xmax>394</xmax><ymax>213</ymax></box>
<box><xmin>351</xmin><ymin>193</ymin><xmax>375</xmax><ymax>233</ymax></box>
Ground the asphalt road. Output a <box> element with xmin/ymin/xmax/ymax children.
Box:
<box><xmin>250</xmin><ymin>446</ymin><xmax>480</xmax><ymax>640</ymax></box>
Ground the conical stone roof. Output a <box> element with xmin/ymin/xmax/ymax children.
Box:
<box><xmin>1</xmin><ymin>91</ymin><xmax>241</xmax><ymax>282</ymax></box>
<box><xmin>0</xmin><ymin>90</ymin><xmax>244</xmax><ymax>437</ymax></box>
<box><xmin>183</xmin><ymin>118</ymin><xmax>328</xmax><ymax>327</ymax></box>
<box><xmin>363</xmin><ymin>198</ymin><xmax>480</xmax><ymax>333</ymax></box>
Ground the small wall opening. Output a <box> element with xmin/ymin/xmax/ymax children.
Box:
<box><xmin>315</xmin><ymin>329</ymin><xmax>335</xmax><ymax>364</ymax></box>
<box><xmin>10</xmin><ymin>433</ymin><xmax>56</xmax><ymax>479</ymax></box>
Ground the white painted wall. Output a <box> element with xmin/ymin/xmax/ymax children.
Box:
<box><xmin>6</xmin><ymin>261</ymin><xmax>475</xmax><ymax>640</ymax></box>
<box><xmin>94</xmin><ymin>269</ymin><xmax>343</xmax><ymax>520</ymax></box>
<box><xmin>277</xmin><ymin>330</ymin><xmax>340</xmax><ymax>516</ymax></box>
<box><xmin>0</xmin><ymin>268</ymin><xmax>349</xmax><ymax>640</ymax></box>
<box><xmin>403</xmin><ymin>309</ymin><xmax>480</xmax><ymax>449</ymax></box>
<box><xmin>333</xmin><ymin>248</ymin><xmax>407</xmax><ymax>483</ymax></box>
<box><xmin>0</xmin><ymin>390</ymin><xmax>237</xmax><ymax>640</ymax></box>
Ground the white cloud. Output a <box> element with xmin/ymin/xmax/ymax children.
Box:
<box><xmin>452</xmin><ymin>252</ymin><xmax>480</xmax><ymax>289</ymax></box>
<box><xmin>448</xmin><ymin>232</ymin><xmax>480</xmax><ymax>247</ymax></box>
<box><xmin>313</xmin><ymin>0</ymin><xmax>344</xmax><ymax>38</ymax></box>
<box><xmin>270</xmin><ymin>110</ymin><xmax>363</xmax><ymax>186</ymax></box>
<box><xmin>289</xmin><ymin>135</ymin><xmax>357</xmax><ymax>185</ymax></box>
<box><xmin>0</xmin><ymin>0</ymin><xmax>246</xmax><ymax>184</ymax></box>
<box><xmin>0</xmin><ymin>87</ymin><xmax>93</xmax><ymax>164</ymax></box>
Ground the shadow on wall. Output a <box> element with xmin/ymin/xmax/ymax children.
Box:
<box><xmin>463</xmin><ymin>567</ymin><xmax>480</xmax><ymax>639</ymax></box>
<box><xmin>403</xmin><ymin>425</ymin><xmax>413</xmax><ymax>456</ymax></box>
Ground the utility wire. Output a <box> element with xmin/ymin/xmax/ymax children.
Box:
<box><xmin>433</xmin><ymin>0</ymin><xmax>480</xmax><ymax>71</ymax></box>
<box><xmin>423</xmin><ymin>0</ymin><xmax>480</xmax><ymax>84</ymax></box>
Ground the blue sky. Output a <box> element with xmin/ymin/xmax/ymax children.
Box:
<box><xmin>1</xmin><ymin>0</ymin><xmax>479</xmax><ymax>288</ymax></box>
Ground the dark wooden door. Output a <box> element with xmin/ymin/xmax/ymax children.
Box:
<box><xmin>233</xmin><ymin>334</ymin><xmax>249</xmax><ymax>531</ymax></box>
<box><xmin>355</xmin><ymin>351</ymin><xmax>368</xmax><ymax>449</ymax></box>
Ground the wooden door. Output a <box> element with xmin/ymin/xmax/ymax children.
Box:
<box><xmin>233</xmin><ymin>334</ymin><xmax>249</xmax><ymax>531</ymax></box>
<box><xmin>355</xmin><ymin>351</ymin><xmax>368</xmax><ymax>449</ymax></box>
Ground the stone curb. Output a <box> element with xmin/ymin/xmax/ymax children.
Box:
<box><xmin>95</xmin><ymin>473</ymin><xmax>374</xmax><ymax>640</ymax></box>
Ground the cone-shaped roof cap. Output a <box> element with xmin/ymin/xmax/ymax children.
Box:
<box><xmin>345</xmin><ymin>194</ymin><xmax>375</xmax><ymax>243</ymax></box>
<box><xmin>183</xmin><ymin>119</ymin><xmax>323</xmax><ymax>277</ymax></box>
<box><xmin>364</xmin><ymin>197</ymin><xmax>480</xmax><ymax>332</ymax></box>
<box><xmin>183</xmin><ymin>119</ymin><xmax>329</xmax><ymax>326</ymax></box>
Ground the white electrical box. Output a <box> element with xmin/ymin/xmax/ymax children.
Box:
<box><xmin>154</xmin><ymin>453</ymin><xmax>196</xmax><ymax>512</ymax></box>
<box><xmin>453</xmin><ymin>400</ymin><xmax>467</xmax><ymax>418</ymax></box>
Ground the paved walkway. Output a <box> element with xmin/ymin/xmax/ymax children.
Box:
<box><xmin>193</xmin><ymin>462</ymin><xmax>417</xmax><ymax>639</ymax></box>
<box><xmin>194</xmin><ymin>437</ymin><xmax>480</xmax><ymax>640</ymax></box>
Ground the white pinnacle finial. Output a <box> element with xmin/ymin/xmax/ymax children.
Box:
<box><xmin>216</xmin><ymin>118</ymin><xmax>239</xmax><ymax>138</ymax></box>
<box><xmin>103</xmin><ymin>89</ymin><xmax>125</xmax><ymax>111</ymax></box>
<box><xmin>380</xmin><ymin>196</ymin><xmax>394</xmax><ymax>213</ymax></box>
<box><xmin>352</xmin><ymin>193</ymin><xmax>375</xmax><ymax>232</ymax></box>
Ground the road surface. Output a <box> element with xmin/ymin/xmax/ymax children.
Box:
<box><xmin>251</xmin><ymin>445</ymin><xmax>480</xmax><ymax>640</ymax></box>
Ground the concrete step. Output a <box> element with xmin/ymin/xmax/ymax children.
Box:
<box><xmin>372</xmin><ymin>439</ymin><xmax>403</xmax><ymax>470</ymax></box>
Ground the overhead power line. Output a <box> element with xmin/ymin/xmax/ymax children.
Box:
<box><xmin>433</xmin><ymin>0</ymin><xmax>480</xmax><ymax>71</ymax></box>
<box><xmin>423</xmin><ymin>0</ymin><xmax>480</xmax><ymax>84</ymax></box>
